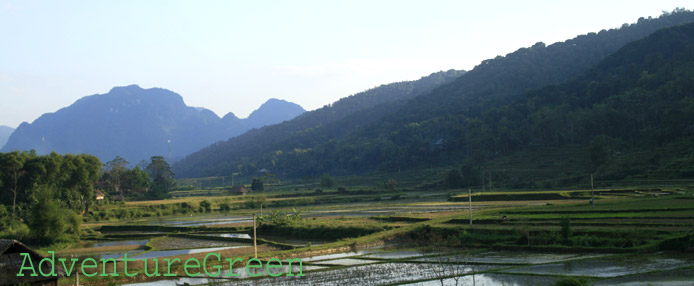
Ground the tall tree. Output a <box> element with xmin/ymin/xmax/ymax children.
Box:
<box><xmin>146</xmin><ymin>156</ymin><xmax>174</xmax><ymax>198</ymax></box>
<box><xmin>105</xmin><ymin>156</ymin><xmax>129</xmax><ymax>198</ymax></box>
<box><xmin>0</xmin><ymin>152</ymin><xmax>25</xmax><ymax>216</ymax></box>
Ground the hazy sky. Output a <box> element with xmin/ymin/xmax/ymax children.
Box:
<box><xmin>0</xmin><ymin>1</ymin><xmax>690</xmax><ymax>128</ymax></box>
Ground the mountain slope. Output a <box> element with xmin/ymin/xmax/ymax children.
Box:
<box><xmin>0</xmin><ymin>126</ymin><xmax>14</xmax><ymax>149</ymax></box>
<box><xmin>1</xmin><ymin>85</ymin><xmax>305</xmax><ymax>163</ymax></box>
<box><xmin>174</xmin><ymin>10</ymin><xmax>694</xmax><ymax>179</ymax></box>
<box><xmin>174</xmin><ymin>69</ymin><xmax>466</xmax><ymax>177</ymax></box>
<box><xmin>301</xmin><ymin>19</ymin><xmax>694</xmax><ymax>184</ymax></box>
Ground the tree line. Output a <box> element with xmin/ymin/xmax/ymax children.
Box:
<box><xmin>0</xmin><ymin>151</ymin><xmax>174</xmax><ymax>244</ymax></box>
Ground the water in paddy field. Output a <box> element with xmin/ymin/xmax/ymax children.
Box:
<box><xmin>502</xmin><ymin>252</ymin><xmax>694</xmax><ymax>278</ymax></box>
<box><xmin>205</xmin><ymin>233</ymin><xmax>252</xmax><ymax>239</ymax></box>
<box><xmin>117</xmin><ymin>247</ymin><xmax>694</xmax><ymax>285</ymax></box>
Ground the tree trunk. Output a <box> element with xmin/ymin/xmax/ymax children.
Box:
<box><xmin>12</xmin><ymin>171</ymin><xmax>17</xmax><ymax>216</ymax></box>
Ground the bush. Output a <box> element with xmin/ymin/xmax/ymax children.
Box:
<box><xmin>199</xmin><ymin>200</ymin><xmax>212</xmax><ymax>213</ymax></box>
<box><xmin>0</xmin><ymin>219</ymin><xmax>30</xmax><ymax>240</ymax></box>
<box><xmin>28</xmin><ymin>187</ymin><xmax>74</xmax><ymax>244</ymax></box>
<box><xmin>219</xmin><ymin>202</ymin><xmax>232</xmax><ymax>212</ymax></box>
<box><xmin>320</xmin><ymin>174</ymin><xmax>335</xmax><ymax>188</ymax></box>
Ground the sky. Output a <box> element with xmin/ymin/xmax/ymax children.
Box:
<box><xmin>0</xmin><ymin>1</ymin><xmax>691</xmax><ymax>128</ymax></box>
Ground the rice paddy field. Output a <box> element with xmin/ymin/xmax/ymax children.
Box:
<box><xmin>47</xmin><ymin>180</ymin><xmax>694</xmax><ymax>285</ymax></box>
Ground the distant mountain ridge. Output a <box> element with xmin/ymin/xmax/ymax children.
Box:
<box><xmin>1</xmin><ymin>85</ymin><xmax>305</xmax><ymax>163</ymax></box>
<box><xmin>0</xmin><ymin>126</ymin><xmax>14</xmax><ymax>149</ymax></box>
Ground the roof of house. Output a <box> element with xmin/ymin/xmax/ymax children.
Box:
<box><xmin>226</xmin><ymin>185</ymin><xmax>250</xmax><ymax>193</ymax></box>
<box><xmin>0</xmin><ymin>239</ymin><xmax>66</xmax><ymax>285</ymax></box>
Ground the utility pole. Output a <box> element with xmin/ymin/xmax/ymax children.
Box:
<box><xmin>468</xmin><ymin>188</ymin><xmax>473</xmax><ymax>226</ymax></box>
<box><xmin>482</xmin><ymin>171</ymin><xmax>485</xmax><ymax>192</ymax></box>
<box><xmin>253</xmin><ymin>213</ymin><xmax>258</xmax><ymax>258</ymax></box>
<box><xmin>72</xmin><ymin>255</ymin><xmax>79</xmax><ymax>286</ymax></box>
<box><xmin>489</xmin><ymin>172</ymin><xmax>492</xmax><ymax>192</ymax></box>
<box><xmin>590</xmin><ymin>174</ymin><xmax>595</xmax><ymax>208</ymax></box>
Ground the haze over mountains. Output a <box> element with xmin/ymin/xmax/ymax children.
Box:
<box><xmin>174</xmin><ymin>9</ymin><xmax>694</xmax><ymax>185</ymax></box>
<box><xmin>0</xmin><ymin>126</ymin><xmax>14</xmax><ymax>149</ymax></box>
<box><xmin>1</xmin><ymin>85</ymin><xmax>305</xmax><ymax>163</ymax></box>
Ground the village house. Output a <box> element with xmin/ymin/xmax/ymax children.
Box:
<box><xmin>226</xmin><ymin>185</ymin><xmax>250</xmax><ymax>196</ymax></box>
<box><xmin>0</xmin><ymin>239</ymin><xmax>66</xmax><ymax>286</ymax></box>
<box><xmin>94</xmin><ymin>189</ymin><xmax>105</xmax><ymax>201</ymax></box>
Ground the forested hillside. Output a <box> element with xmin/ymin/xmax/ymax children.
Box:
<box><xmin>176</xmin><ymin>10</ymin><xmax>694</xmax><ymax>185</ymax></box>
<box><xmin>174</xmin><ymin>69</ymin><xmax>465</xmax><ymax>177</ymax></box>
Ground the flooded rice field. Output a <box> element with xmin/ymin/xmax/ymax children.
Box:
<box><xmin>414</xmin><ymin>251</ymin><xmax>607</xmax><ymax>265</ymax></box>
<box><xmin>205</xmin><ymin>233</ymin><xmax>252</xmax><ymax>239</ymax></box>
<box><xmin>502</xmin><ymin>252</ymin><xmax>693</xmax><ymax>278</ymax></box>
<box><xmin>114</xmin><ymin>245</ymin><xmax>694</xmax><ymax>285</ymax></box>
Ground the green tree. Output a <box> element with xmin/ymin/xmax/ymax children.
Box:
<box><xmin>0</xmin><ymin>152</ymin><xmax>25</xmax><ymax>216</ymax></box>
<box><xmin>251</xmin><ymin>178</ymin><xmax>264</xmax><ymax>192</ymax></box>
<box><xmin>319</xmin><ymin>174</ymin><xmax>335</xmax><ymax>188</ymax></box>
<box><xmin>122</xmin><ymin>166</ymin><xmax>150</xmax><ymax>194</ymax></box>
<box><xmin>199</xmin><ymin>200</ymin><xmax>212</xmax><ymax>213</ymax></box>
<box><xmin>28</xmin><ymin>186</ymin><xmax>69</xmax><ymax>244</ymax></box>
<box><xmin>460</xmin><ymin>162</ymin><xmax>480</xmax><ymax>187</ymax></box>
<box><xmin>146</xmin><ymin>156</ymin><xmax>174</xmax><ymax>199</ymax></box>
<box><xmin>104</xmin><ymin>156</ymin><xmax>129</xmax><ymax>198</ymax></box>
<box><xmin>443</xmin><ymin>169</ymin><xmax>464</xmax><ymax>189</ymax></box>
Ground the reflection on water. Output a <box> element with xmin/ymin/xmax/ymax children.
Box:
<box><xmin>504</xmin><ymin>253</ymin><xmax>693</xmax><ymax>278</ymax></box>
<box><xmin>205</xmin><ymin>233</ymin><xmax>252</xmax><ymax>239</ymax></box>
<box><xmin>313</xmin><ymin>258</ymin><xmax>378</xmax><ymax>266</ymax></box>
<box><xmin>98</xmin><ymin>245</ymin><xmax>694</xmax><ymax>285</ymax></box>
<box><xmin>149</xmin><ymin>217</ymin><xmax>253</xmax><ymax>227</ymax></box>
<box><xmin>218</xmin><ymin>263</ymin><xmax>500</xmax><ymax>286</ymax></box>
<box><xmin>363</xmin><ymin>250</ymin><xmax>425</xmax><ymax>259</ymax></box>
<box><xmin>594</xmin><ymin>266</ymin><xmax>694</xmax><ymax>286</ymax></box>
<box><xmin>123</xmin><ymin>265</ymin><xmax>326</xmax><ymax>286</ymax></box>
<box><xmin>301</xmin><ymin>250</ymin><xmax>373</xmax><ymax>262</ymax></box>
<box><xmin>403</xmin><ymin>273</ymin><xmax>561</xmax><ymax>286</ymax></box>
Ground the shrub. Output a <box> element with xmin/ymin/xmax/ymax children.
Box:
<box><xmin>219</xmin><ymin>202</ymin><xmax>232</xmax><ymax>212</ymax></box>
<box><xmin>199</xmin><ymin>200</ymin><xmax>212</xmax><ymax>213</ymax></box>
<box><xmin>320</xmin><ymin>174</ymin><xmax>335</xmax><ymax>188</ymax></box>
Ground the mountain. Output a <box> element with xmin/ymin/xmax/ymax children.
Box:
<box><xmin>245</xmin><ymin>99</ymin><xmax>306</xmax><ymax>128</ymax></box>
<box><xmin>1</xmin><ymin>85</ymin><xmax>305</xmax><ymax>163</ymax></box>
<box><xmin>0</xmin><ymin>126</ymin><xmax>14</xmax><ymax>149</ymax></box>
<box><xmin>173</xmin><ymin>69</ymin><xmax>466</xmax><ymax>177</ymax></box>
<box><xmin>174</xmin><ymin>9</ymin><xmax>694</xmax><ymax>181</ymax></box>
